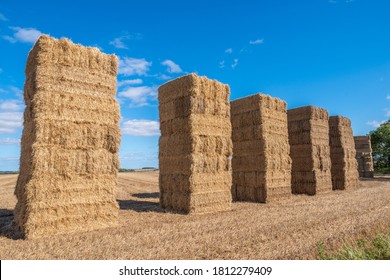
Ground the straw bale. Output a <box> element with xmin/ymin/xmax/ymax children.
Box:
<box><xmin>329</xmin><ymin>116</ymin><xmax>359</xmax><ymax>190</ymax></box>
<box><xmin>158</xmin><ymin>73</ymin><xmax>232</xmax><ymax>214</ymax></box>
<box><xmin>287</xmin><ymin>106</ymin><xmax>332</xmax><ymax>195</ymax></box>
<box><xmin>353</xmin><ymin>136</ymin><xmax>374</xmax><ymax>178</ymax></box>
<box><xmin>231</xmin><ymin>93</ymin><xmax>292</xmax><ymax>202</ymax></box>
<box><xmin>14</xmin><ymin>35</ymin><xmax>120</xmax><ymax>239</ymax></box>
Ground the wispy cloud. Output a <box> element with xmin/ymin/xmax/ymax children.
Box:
<box><xmin>0</xmin><ymin>13</ymin><xmax>7</xmax><ymax>21</ymax></box>
<box><xmin>117</xmin><ymin>79</ymin><xmax>143</xmax><ymax>87</ymax></box>
<box><xmin>328</xmin><ymin>0</ymin><xmax>337</xmax><ymax>3</ymax></box>
<box><xmin>157</xmin><ymin>74</ymin><xmax>171</xmax><ymax>80</ymax></box>
<box><xmin>122</xmin><ymin>119</ymin><xmax>160</xmax><ymax>136</ymax></box>
<box><xmin>118</xmin><ymin>57</ymin><xmax>152</xmax><ymax>76</ymax></box>
<box><xmin>0</xmin><ymin>99</ymin><xmax>23</xmax><ymax>111</ymax></box>
<box><xmin>0</xmin><ymin>112</ymin><xmax>23</xmax><ymax>134</ymax></box>
<box><xmin>386</xmin><ymin>95</ymin><xmax>390</xmax><ymax>100</ymax></box>
<box><xmin>161</xmin><ymin>60</ymin><xmax>182</xmax><ymax>73</ymax></box>
<box><xmin>231</xmin><ymin>59</ymin><xmax>239</xmax><ymax>69</ymax></box>
<box><xmin>3</xmin><ymin>27</ymin><xmax>42</xmax><ymax>44</ymax></box>
<box><xmin>225</xmin><ymin>48</ymin><xmax>233</xmax><ymax>54</ymax></box>
<box><xmin>367</xmin><ymin>120</ymin><xmax>385</xmax><ymax>128</ymax></box>
<box><xmin>249</xmin><ymin>39</ymin><xmax>264</xmax><ymax>45</ymax></box>
<box><xmin>0</xmin><ymin>88</ymin><xmax>6</xmax><ymax>93</ymax></box>
<box><xmin>118</xmin><ymin>85</ymin><xmax>157</xmax><ymax>107</ymax></box>
<box><xmin>0</xmin><ymin>138</ymin><xmax>20</xmax><ymax>145</ymax></box>
<box><xmin>219</xmin><ymin>60</ymin><xmax>225</xmax><ymax>68</ymax></box>
<box><xmin>109</xmin><ymin>33</ymin><xmax>142</xmax><ymax>49</ymax></box>
<box><xmin>110</xmin><ymin>37</ymin><xmax>128</xmax><ymax>49</ymax></box>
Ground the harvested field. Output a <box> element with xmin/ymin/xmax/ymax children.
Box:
<box><xmin>1</xmin><ymin>172</ymin><xmax>390</xmax><ymax>260</ymax></box>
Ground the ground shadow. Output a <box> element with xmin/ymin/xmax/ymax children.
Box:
<box><xmin>0</xmin><ymin>209</ymin><xmax>20</xmax><ymax>240</ymax></box>
<box><xmin>117</xmin><ymin>199</ymin><xmax>162</xmax><ymax>213</ymax></box>
<box><xmin>132</xmin><ymin>192</ymin><xmax>160</xmax><ymax>199</ymax></box>
<box><xmin>361</xmin><ymin>176</ymin><xmax>390</xmax><ymax>182</ymax></box>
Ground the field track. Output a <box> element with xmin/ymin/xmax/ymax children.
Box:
<box><xmin>0</xmin><ymin>172</ymin><xmax>389</xmax><ymax>259</ymax></box>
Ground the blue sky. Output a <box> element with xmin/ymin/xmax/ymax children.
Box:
<box><xmin>0</xmin><ymin>0</ymin><xmax>390</xmax><ymax>171</ymax></box>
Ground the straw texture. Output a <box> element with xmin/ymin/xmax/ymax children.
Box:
<box><xmin>231</xmin><ymin>94</ymin><xmax>292</xmax><ymax>202</ymax></box>
<box><xmin>158</xmin><ymin>73</ymin><xmax>232</xmax><ymax>214</ymax></box>
<box><xmin>354</xmin><ymin>136</ymin><xmax>374</xmax><ymax>178</ymax></box>
<box><xmin>287</xmin><ymin>106</ymin><xmax>332</xmax><ymax>195</ymax></box>
<box><xmin>329</xmin><ymin>116</ymin><xmax>359</xmax><ymax>190</ymax></box>
<box><xmin>14</xmin><ymin>35</ymin><xmax>120</xmax><ymax>239</ymax></box>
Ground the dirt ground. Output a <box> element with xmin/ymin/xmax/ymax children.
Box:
<box><xmin>1</xmin><ymin>172</ymin><xmax>389</xmax><ymax>260</ymax></box>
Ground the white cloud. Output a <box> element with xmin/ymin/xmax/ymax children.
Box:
<box><xmin>225</xmin><ymin>48</ymin><xmax>233</xmax><ymax>54</ymax></box>
<box><xmin>219</xmin><ymin>60</ymin><xmax>225</xmax><ymax>68</ymax></box>
<box><xmin>161</xmin><ymin>60</ymin><xmax>182</xmax><ymax>73</ymax></box>
<box><xmin>117</xmin><ymin>79</ymin><xmax>143</xmax><ymax>87</ymax></box>
<box><xmin>367</xmin><ymin>120</ymin><xmax>385</xmax><ymax>128</ymax></box>
<box><xmin>0</xmin><ymin>138</ymin><xmax>20</xmax><ymax>145</ymax></box>
<box><xmin>122</xmin><ymin>120</ymin><xmax>160</xmax><ymax>136</ymax></box>
<box><xmin>0</xmin><ymin>100</ymin><xmax>23</xmax><ymax>111</ymax></box>
<box><xmin>118</xmin><ymin>57</ymin><xmax>152</xmax><ymax>76</ymax></box>
<box><xmin>4</xmin><ymin>27</ymin><xmax>42</xmax><ymax>44</ymax></box>
<box><xmin>0</xmin><ymin>13</ymin><xmax>7</xmax><ymax>21</ymax></box>
<box><xmin>231</xmin><ymin>59</ymin><xmax>239</xmax><ymax>69</ymax></box>
<box><xmin>118</xmin><ymin>86</ymin><xmax>157</xmax><ymax>107</ymax></box>
<box><xmin>110</xmin><ymin>37</ymin><xmax>128</xmax><ymax>49</ymax></box>
<box><xmin>249</xmin><ymin>39</ymin><xmax>264</xmax><ymax>45</ymax></box>
<box><xmin>386</xmin><ymin>95</ymin><xmax>390</xmax><ymax>100</ymax></box>
<box><xmin>0</xmin><ymin>112</ymin><xmax>23</xmax><ymax>134</ymax></box>
<box><xmin>157</xmin><ymin>74</ymin><xmax>172</xmax><ymax>80</ymax></box>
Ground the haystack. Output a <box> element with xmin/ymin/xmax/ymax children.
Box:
<box><xmin>329</xmin><ymin>116</ymin><xmax>359</xmax><ymax>190</ymax></box>
<box><xmin>231</xmin><ymin>94</ymin><xmax>292</xmax><ymax>202</ymax></box>
<box><xmin>158</xmin><ymin>73</ymin><xmax>232</xmax><ymax>213</ymax></box>
<box><xmin>354</xmin><ymin>136</ymin><xmax>374</xmax><ymax>178</ymax></box>
<box><xmin>287</xmin><ymin>106</ymin><xmax>332</xmax><ymax>195</ymax></box>
<box><xmin>14</xmin><ymin>35</ymin><xmax>120</xmax><ymax>239</ymax></box>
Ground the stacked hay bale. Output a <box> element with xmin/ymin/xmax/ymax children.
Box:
<box><xmin>14</xmin><ymin>35</ymin><xmax>120</xmax><ymax>239</ymax></box>
<box><xmin>158</xmin><ymin>73</ymin><xmax>232</xmax><ymax>213</ymax></box>
<box><xmin>287</xmin><ymin>106</ymin><xmax>332</xmax><ymax>195</ymax></box>
<box><xmin>354</xmin><ymin>136</ymin><xmax>374</xmax><ymax>178</ymax></box>
<box><xmin>329</xmin><ymin>116</ymin><xmax>359</xmax><ymax>190</ymax></box>
<box><xmin>231</xmin><ymin>94</ymin><xmax>292</xmax><ymax>202</ymax></box>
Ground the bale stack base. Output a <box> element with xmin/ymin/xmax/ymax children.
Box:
<box><xmin>14</xmin><ymin>35</ymin><xmax>120</xmax><ymax>239</ymax></box>
<box><xmin>329</xmin><ymin>116</ymin><xmax>359</xmax><ymax>190</ymax></box>
<box><xmin>158</xmin><ymin>74</ymin><xmax>232</xmax><ymax>214</ymax></box>
<box><xmin>231</xmin><ymin>94</ymin><xmax>292</xmax><ymax>202</ymax></box>
<box><xmin>288</xmin><ymin>106</ymin><xmax>332</xmax><ymax>195</ymax></box>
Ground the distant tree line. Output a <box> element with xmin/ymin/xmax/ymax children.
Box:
<box><xmin>370</xmin><ymin>120</ymin><xmax>390</xmax><ymax>173</ymax></box>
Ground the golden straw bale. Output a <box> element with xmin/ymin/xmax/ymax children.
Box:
<box><xmin>158</xmin><ymin>74</ymin><xmax>232</xmax><ymax>214</ymax></box>
<box><xmin>287</xmin><ymin>106</ymin><xmax>332</xmax><ymax>195</ymax></box>
<box><xmin>231</xmin><ymin>93</ymin><xmax>292</xmax><ymax>202</ymax></box>
<box><xmin>353</xmin><ymin>136</ymin><xmax>374</xmax><ymax>178</ymax></box>
<box><xmin>14</xmin><ymin>35</ymin><xmax>120</xmax><ymax>239</ymax></box>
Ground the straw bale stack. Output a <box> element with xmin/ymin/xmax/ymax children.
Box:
<box><xmin>354</xmin><ymin>136</ymin><xmax>374</xmax><ymax>178</ymax></box>
<box><xmin>158</xmin><ymin>73</ymin><xmax>232</xmax><ymax>213</ymax></box>
<box><xmin>329</xmin><ymin>116</ymin><xmax>359</xmax><ymax>190</ymax></box>
<box><xmin>14</xmin><ymin>35</ymin><xmax>120</xmax><ymax>239</ymax></box>
<box><xmin>230</xmin><ymin>94</ymin><xmax>292</xmax><ymax>202</ymax></box>
<box><xmin>287</xmin><ymin>106</ymin><xmax>332</xmax><ymax>195</ymax></box>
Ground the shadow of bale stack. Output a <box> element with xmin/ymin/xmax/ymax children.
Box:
<box><xmin>158</xmin><ymin>73</ymin><xmax>232</xmax><ymax>214</ymax></box>
<box><xmin>288</xmin><ymin>106</ymin><xmax>332</xmax><ymax>195</ymax></box>
<box><xmin>329</xmin><ymin>116</ymin><xmax>359</xmax><ymax>190</ymax></box>
<box><xmin>14</xmin><ymin>35</ymin><xmax>120</xmax><ymax>239</ymax></box>
<box><xmin>354</xmin><ymin>136</ymin><xmax>374</xmax><ymax>178</ymax></box>
<box><xmin>231</xmin><ymin>94</ymin><xmax>292</xmax><ymax>202</ymax></box>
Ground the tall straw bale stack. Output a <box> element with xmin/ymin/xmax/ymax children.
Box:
<box><xmin>14</xmin><ymin>35</ymin><xmax>120</xmax><ymax>239</ymax></box>
<box><xmin>158</xmin><ymin>73</ymin><xmax>232</xmax><ymax>214</ymax></box>
<box><xmin>231</xmin><ymin>94</ymin><xmax>292</xmax><ymax>202</ymax></box>
<box><xmin>287</xmin><ymin>106</ymin><xmax>332</xmax><ymax>195</ymax></box>
<box><xmin>329</xmin><ymin>116</ymin><xmax>359</xmax><ymax>190</ymax></box>
<box><xmin>354</xmin><ymin>136</ymin><xmax>374</xmax><ymax>178</ymax></box>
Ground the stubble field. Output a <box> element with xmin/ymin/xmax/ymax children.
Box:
<box><xmin>0</xmin><ymin>171</ymin><xmax>389</xmax><ymax>259</ymax></box>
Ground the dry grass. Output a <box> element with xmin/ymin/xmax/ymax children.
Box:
<box><xmin>1</xmin><ymin>171</ymin><xmax>390</xmax><ymax>259</ymax></box>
